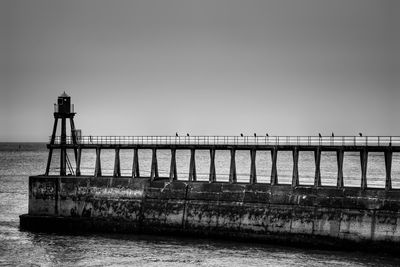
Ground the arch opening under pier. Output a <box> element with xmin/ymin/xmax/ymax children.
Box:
<box><xmin>214</xmin><ymin>150</ymin><xmax>230</xmax><ymax>182</ymax></box>
<box><xmin>298</xmin><ymin>151</ymin><xmax>315</xmax><ymax>186</ymax></box>
<box><xmin>255</xmin><ymin>150</ymin><xmax>270</xmax><ymax>184</ymax></box>
<box><xmin>138</xmin><ymin>149</ymin><xmax>152</xmax><ymax>178</ymax></box>
<box><xmin>236</xmin><ymin>150</ymin><xmax>251</xmax><ymax>183</ymax></box>
<box><xmin>320</xmin><ymin>151</ymin><xmax>338</xmax><ymax>186</ymax></box>
<box><xmin>367</xmin><ymin>152</ymin><xmax>386</xmax><ymax>189</ymax></box>
<box><xmin>195</xmin><ymin>150</ymin><xmax>210</xmax><ymax>181</ymax></box>
<box><xmin>343</xmin><ymin>152</ymin><xmax>362</xmax><ymax>188</ymax></box>
<box><xmin>392</xmin><ymin>153</ymin><xmax>400</xmax><ymax>189</ymax></box>
<box><xmin>277</xmin><ymin>151</ymin><xmax>292</xmax><ymax>185</ymax></box>
<box><xmin>176</xmin><ymin>150</ymin><xmax>191</xmax><ymax>181</ymax></box>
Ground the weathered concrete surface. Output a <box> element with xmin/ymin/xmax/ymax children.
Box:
<box><xmin>20</xmin><ymin>175</ymin><xmax>400</xmax><ymax>253</ymax></box>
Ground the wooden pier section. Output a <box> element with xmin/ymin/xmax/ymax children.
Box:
<box><xmin>46</xmin><ymin>135</ymin><xmax>400</xmax><ymax>191</ymax></box>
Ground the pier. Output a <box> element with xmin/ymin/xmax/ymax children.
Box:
<box><xmin>20</xmin><ymin>94</ymin><xmax>400</xmax><ymax>254</ymax></box>
<box><xmin>47</xmin><ymin>134</ymin><xmax>399</xmax><ymax>191</ymax></box>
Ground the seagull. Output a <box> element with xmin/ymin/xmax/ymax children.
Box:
<box><xmin>240</xmin><ymin>133</ymin><xmax>243</xmax><ymax>137</ymax></box>
<box><xmin>359</xmin><ymin>133</ymin><xmax>362</xmax><ymax>137</ymax></box>
<box><xmin>318</xmin><ymin>133</ymin><xmax>322</xmax><ymax>138</ymax></box>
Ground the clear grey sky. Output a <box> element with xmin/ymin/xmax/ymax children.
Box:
<box><xmin>1</xmin><ymin>0</ymin><xmax>399</xmax><ymax>141</ymax></box>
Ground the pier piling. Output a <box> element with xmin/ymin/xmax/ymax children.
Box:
<box><xmin>76</xmin><ymin>148</ymin><xmax>82</xmax><ymax>176</ymax></box>
<box><xmin>189</xmin><ymin>149</ymin><xmax>196</xmax><ymax>181</ymax></box>
<box><xmin>95</xmin><ymin>148</ymin><xmax>102</xmax><ymax>177</ymax></box>
<box><xmin>314</xmin><ymin>148</ymin><xmax>321</xmax><ymax>187</ymax></box>
<box><xmin>250</xmin><ymin>149</ymin><xmax>257</xmax><ymax>184</ymax></box>
<box><xmin>150</xmin><ymin>148</ymin><xmax>159</xmax><ymax>180</ymax></box>
<box><xmin>385</xmin><ymin>149</ymin><xmax>393</xmax><ymax>191</ymax></box>
<box><xmin>336</xmin><ymin>149</ymin><xmax>344</xmax><ymax>188</ymax></box>
<box><xmin>209</xmin><ymin>149</ymin><xmax>216</xmax><ymax>182</ymax></box>
<box><xmin>113</xmin><ymin>148</ymin><xmax>121</xmax><ymax>177</ymax></box>
<box><xmin>132</xmin><ymin>148</ymin><xmax>140</xmax><ymax>178</ymax></box>
<box><xmin>292</xmin><ymin>147</ymin><xmax>299</xmax><ymax>187</ymax></box>
<box><xmin>271</xmin><ymin>148</ymin><xmax>278</xmax><ymax>185</ymax></box>
<box><xmin>360</xmin><ymin>149</ymin><xmax>368</xmax><ymax>190</ymax></box>
<box><xmin>169</xmin><ymin>148</ymin><xmax>178</xmax><ymax>181</ymax></box>
<box><xmin>229</xmin><ymin>149</ymin><xmax>237</xmax><ymax>183</ymax></box>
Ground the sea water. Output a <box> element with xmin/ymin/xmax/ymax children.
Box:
<box><xmin>1</xmin><ymin>143</ymin><xmax>400</xmax><ymax>266</ymax></box>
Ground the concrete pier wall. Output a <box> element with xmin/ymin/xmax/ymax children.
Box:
<box><xmin>21</xmin><ymin>175</ymin><xmax>400</xmax><ymax>252</ymax></box>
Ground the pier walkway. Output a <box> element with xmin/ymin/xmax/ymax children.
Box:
<box><xmin>52</xmin><ymin>135</ymin><xmax>399</xmax><ymax>148</ymax></box>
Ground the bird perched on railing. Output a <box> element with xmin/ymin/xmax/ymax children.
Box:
<box><xmin>332</xmin><ymin>132</ymin><xmax>334</xmax><ymax>137</ymax></box>
<box><xmin>266</xmin><ymin>133</ymin><xmax>269</xmax><ymax>137</ymax></box>
<box><xmin>187</xmin><ymin>133</ymin><xmax>189</xmax><ymax>137</ymax></box>
<box><xmin>240</xmin><ymin>133</ymin><xmax>243</xmax><ymax>137</ymax></box>
<box><xmin>254</xmin><ymin>133</ymin><xmax>256</xmax><ymax>137</ymax></box>
<box><xmin>359</xmin><ymin>133</ymin><xmax>362</xmax><ymax>137</ymax></box>
<box><xmin>176</xmin><ymin>132</ymin><xmax>178</xmax><ymax>137</ymax></box>
<box><xmin>319</xmin><ymin>133</ymin><xmax>322</xmax><ymax>138</ymax></box>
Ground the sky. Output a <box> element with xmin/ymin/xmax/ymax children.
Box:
<box><xmin>1</xmin><ymin>0</ymin><xmax>399</xmax><ymax>141</ymax></box>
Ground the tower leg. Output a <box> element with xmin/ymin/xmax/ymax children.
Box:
<box><xmin>45</xmin><ymin>148</ymin><xmax>53</xmax><ymax>176</ymax></box>
<box><xmin>50</xmin><ymin>118</ymin><xmax>58</xmax><ymax>144</ymax></box>
<box><xmin>70</xmin><ymin>118</ymin><xmax>78</xmax><ymax>162</ymax></box>
<box><xmin>60</xmin><ymin>117</ymin><xmax>67</xmax><ymax>176</ymax></box>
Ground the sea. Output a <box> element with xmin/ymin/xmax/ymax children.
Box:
<box><xmin>1</xmin><ymin>142</ymin><xmax>400</xmax><ymax>266</ymax></box>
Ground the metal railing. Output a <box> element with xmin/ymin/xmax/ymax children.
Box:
<box><xmin>51</xmin><ymin>135</ymin><xmax>400</xmax><ymax>147</ymax></box>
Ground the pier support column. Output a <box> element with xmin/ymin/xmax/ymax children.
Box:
<box><xmin>229</xmin><ymin>149</ymin><xmax>237</xmax><ymax>183</ymax></box>
<box><xmin>250</xmin><ymin>149</ymin><xmax>257</xmax><ymax>184</ymax></box>
<box><xmin>292</xmin><ymin>147</ymin><xmax>299</xmax><ymax>187</ymax></box>
<box><xmin>271</xmin><ymin>148</ymin><xmax>278</xmax><ymax>185</ymax></box>
<box><xmin>46</xmin><ymin>117</ymin><xmax>58</xmax><ymax>176</ymax></box>
<box><xmin>336</xmin><ymin>149</ymin><xmax>344</xmax><ymax>188</ymax></box>
<box><xmin>189</xmin><ymin>149</ymin><xmax>197</xmax><ymax>181</ymax></box>
<box><xmin>209</xmin><ymin>149</ymin><xmax>216</xmax><ymax>182</ymax></box>
<box><xmin>169</xmin><ymin>149</ymin><xmax>177</xmax><ymax>181</ymax></box>
<box><xmin>50</xmin><ymin>117</ymin><xmax>58</xmax><ymax>144</ymax></box>
<box><xmin>360</xmin><ymin>149</ymin><xmax>368</xmax><ymax>190</ymax></box>
<box><xmin>60</xmin><ymin>117</ymin><xmax>67</xmax><ymax>176</ymax></box>
<box><xmin>69</xmin><ymin>118</ymin><xmax>78</xmax><ymax>163</ymax></box>
<box><xmin>150</xmin><ymin>148</ymin><xmax>159</xmax><ymax>180</ymax></box>
<box><xmin>45</xmin><ymin>148</ymin><xmax>53</xmax><ymax>176</ymax></box>
<box><xmin>132</xmin><ymin>148</ymin><xmax>139</xmax><ymax>178</ymax></box>
<box><xmin>94</xmin><ymin>148</ymin><xmax>102</xmax><ymax>177</ymax></box>
<box><xmin>113</xmin><ymin>148</ymin><xmax>121</xmax><ymax>177</ymax></box>
<box><xmin>76</xmin><ymin>148</ymin><xmax>82</xmax><ymax>176</ymax></box>
<box><xmin>385</xmin><ymin>149</ymin><xmax>392</xmax><ymax>191</ymax></box>
<box><xmin>314</xmin><ymin>148</ymin><xmax>321</xmax><ymax>187</ymax></box>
